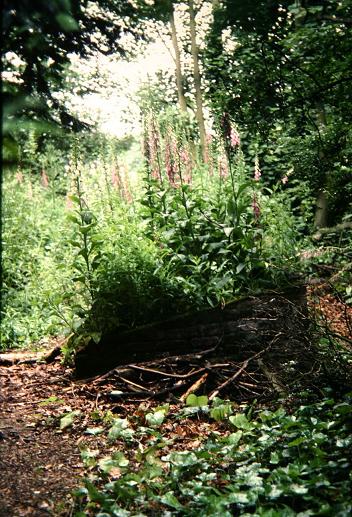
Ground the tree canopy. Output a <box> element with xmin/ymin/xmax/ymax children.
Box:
<box><xmin>2</xmin><ymin>0</ymin><xmax>137</xmax><ymax>131</ymax></box>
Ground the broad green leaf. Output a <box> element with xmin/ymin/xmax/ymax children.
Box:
<box><xmin>98</xmin><ymin>452</ymin><xmax>129</xmax><ymax>473</ymax></box>
<box><xmin>167</xmin><ymin>451</ymin><xmax>199</xmax><ymax>467</ymax></box>
<box><xmin>229</xmin><ymin>413</ymin><xmax>253</xmax><ymax>430</ymax></box>
<box><xmin>56</xmin><ymin>13</ymin><xmax>79</xmax><ymax>31</ymax></box>
<box><xmin>186</xmin><ymin>394</ymin><xmax>208</xmax><ymax>407</ymax></box>
<box><xmin>210</xmin><ymin>404</ymin><xmax>232</xmax><ymax>421</ymax></box>
<box><xmin>270</xmin><ymin>451</ymin><xmax>280</xmax><ymax>464</ymax></box>
<box><xmin>108</xmin><ymin>418</ymin><xmax>134</xmax><ymax>441</ymax></box>
<box><xmin>227</xmin><ymin>430</ymin><xmax>242</xmax><ymax>445</ymax></box>
<box><xmin>159</xmin><ymin>491</ymin><xmax>184</xmax><ymax>510</ymax></box>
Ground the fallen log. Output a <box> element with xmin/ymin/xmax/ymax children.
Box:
<box><xmin>74</xmin><ymin>286</ymin><xmax>308</xmax><ymax>379</ymax></box>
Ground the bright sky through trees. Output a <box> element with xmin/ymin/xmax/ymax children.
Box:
<box><xmin>68</xmin><ymin>41</ymin><xmax>174</xmax><ymax>137</ymax></box>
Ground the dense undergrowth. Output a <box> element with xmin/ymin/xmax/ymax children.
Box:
<box><xmin>1</xmin><ymin>117</ymin><xmax>317</xmax><ymax>354</ymax></box>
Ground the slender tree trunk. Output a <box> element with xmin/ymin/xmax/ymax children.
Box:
<box><xmin>169</xmin><ymin>8</ymin><xmax>188</xmax><ymax>114</ymax></box>
<box><xmin>314</xmin><ymin>102</ymin><xmax>328</xmax><ymax>228</ymax></box>
<box><xmin>188</xmin><ymin>0</ymin><xmax>207</xmax><ymax>162</ymax></box>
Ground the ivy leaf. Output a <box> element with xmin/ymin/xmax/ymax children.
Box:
<box><xmin>229</xmin><ymin>413</ymin><xmax>253</xmax><ymax>430</ymax></box>
<box><xmin>146</xmin><ymin>409</ymin><xmax>167</xmax><ymax>428</ymax></box>
<box><xmin>108</xmin><ymin>418</ymin><xmax>134</xmax><ymax>441</ymax></box>
<box><xmin>186</xmin><ymin>394</ymin><xmax>209</xmax><ymax>407</ymax></box>
<box><xmin>59</xmin><ymin>410</ymin><xmax>81</xmax><ymax>430</ymax></box>
<box><xmin>85</xmin><ymin>427</ymin><xmax>105</xmax><ymax>436</ymax></box>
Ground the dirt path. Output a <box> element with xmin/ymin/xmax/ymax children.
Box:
<box><xmin>0</xmin><ymin>361</ymin><xmax>96</xmax><ymax>516</ymax></box>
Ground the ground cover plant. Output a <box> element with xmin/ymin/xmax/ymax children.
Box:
<box><xmin>72</xmin><ymin>391</ymin><xmax>352</xmax><ymax>516</ymax></box>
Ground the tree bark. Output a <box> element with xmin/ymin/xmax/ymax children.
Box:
<box><xmin>314</xmin><ymin>101</ymin><xmax>329</xmax><ymax>228</ymax></box>
<box><xmin>188</xmin><ymin>0</ymin><xmax>207</xmax><ymax>162</ymax></box>
<box><xmin>169</xmin><ymin>7</ymin><xmax>188</xmax><ymax>114</ymax></box>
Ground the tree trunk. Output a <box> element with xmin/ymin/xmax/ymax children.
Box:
<box><xmin>188</xmin><ymin>0</ymin><xmax>207</xmax><ymax>162</ymax></box>
<box><xmin>314</xmin><ymin>102</ymin><xmax>329</xmax><ymax>228</ymax></box>
<box><xmin>169</xmin><ymin>8</ymin><xmax>188</xmax><ymax>114</ymax></box>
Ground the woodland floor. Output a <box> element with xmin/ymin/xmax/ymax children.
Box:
<box><xmin>0</xmin><ymin>284</ymin><xmax>351</xmax><ymax>517</ymax></box>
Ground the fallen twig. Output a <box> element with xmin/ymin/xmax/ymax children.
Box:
<box><xmin>209</xmin><ymin>360</ymin><xmax>249</xmax><ymax>401</ymax></box>
<box><xmin>129</xmin><ymin>364</ymin><xmax>206</xmax><ymax>379</ymax></box>
<box><xmin>180</xmin><ymin>373</ymin><xmax>209</xmax><ymax>402</ymax></box>
<box><xmin>118</xmin><ymin>375</ymin><xmax>153</xmax><ymax>394</ymax></box>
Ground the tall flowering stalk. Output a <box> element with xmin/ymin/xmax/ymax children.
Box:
<box><xmin>252</xmin><ymin>193</ymin><xmax>260</xmax><ymax>220</ymax></box>
<box><xmin>205</xmin><ymin>133</ymin><xmax>214</xmax><ymax>175</ymax></box>
<box><xmin>16</xmin><ymin>170</ymin><xmax>24</xmax><ymax>184</ymax></box>
<box><xmin>254</xmin><ymin>155</ymin><xmax>261</xmax><ymax>181</ymax></box>
<box><xmin>220</xmin><ymin>112</ymin><xmax>242</xmax><ymax>223</ymax></box>
<box><xmin>164</xmin><ymin>130</ymin><xmax>177</xmax><ymax>187</ymax></box>
<box><xmin>180</xmin><ymin>146</ymin><xmax>192</xmax><ymax>185</ymax></box>
<box><xmin>41</xmin><ymin>170</ymin><xmax>49</xmax><ymax>188</ymax></box>
<box><xmin>145</xmin><ymin>112</ymin><xmax>163</xmax><ymax>183</ymax></box>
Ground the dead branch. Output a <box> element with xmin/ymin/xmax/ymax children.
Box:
<box><xmin>117</xmin><ymin>376</ymin><xmax>153</xmax><ymax>394</ymax></box>
<box><xmin>209</xmin><ymin>360</ymin><xmax>249</xmax><ymax>401</ymax></box>
<box><xmin>129</xmin><ymin>364</ymin><xmax>206</xmax><ymax>379</ymax></box>
<box><xmin>180</xmin><ymin>373</ymin><xmax>209</xmax><ymax>402</ymax></box>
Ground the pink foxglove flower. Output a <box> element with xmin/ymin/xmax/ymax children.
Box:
<box><xmin>230</xmin><ymin>128</ymin><xmax>240</xmax><ymax>148</ymax></box>
<box><xmin>65</xmin><ymin>193</ymin><xmax>73</xmax><ymax>210</ymax></box>
<box><xmin>180</xmin><ymin>147</ymin><xmax>192</xmax><ymax>185</ymax></box>
<box><xmin>254</xmin><ymin>156</ymin><xmax>261</xmax><ymax>181</ymax></box>
<box><xmin>111</xmin><ymin>167</ymin><xmax>120</xmax><ymax>189</ymax></box>
<box><xmin>41</xmin><ymin>170</ymin><xmax>49</xmax><ymax>188</ymax></box>
<box><xmin>16</xmin><ymin>170</ymin><xmax>24</xmax><ymax>183</ymax></box>
<box><xmin>281</xmin><ymin>175</ymin><xmax>288</xmax><ymax>185</ymax></box>
<box><xmin>165</xmin><ymin>134</ymin><xmax>176</xmax><ymax>186</ymax></box>
<box><xmin>219</xmin><ymin>156</ymin><xmax>229</xmax><ymax>178</ymax></box>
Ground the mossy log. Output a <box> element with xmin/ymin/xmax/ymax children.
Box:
<box><xmin>74</xmin><ymin>286</ymin><xmax>308</xmax><ymax>378</ymax></box>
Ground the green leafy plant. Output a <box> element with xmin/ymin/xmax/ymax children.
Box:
<box><xmin>72</xmin><ymin>392</ymin><xmax>352</xmax><ymax>516</ymax></box>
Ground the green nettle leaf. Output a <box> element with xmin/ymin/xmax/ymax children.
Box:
<box><xmin>59</xmin><ymin>410</ymin><xmax>81</xmax><ymax>430</ymax></box>
<box><xmin>186</xmin><ymin>394</ymin><xmax>209</xmax><ymax>407</ymax></box>
<box><xmin>229</xmin><ymin>413</ymin><xmax>253</xmax><ymax>430</ymax></box>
